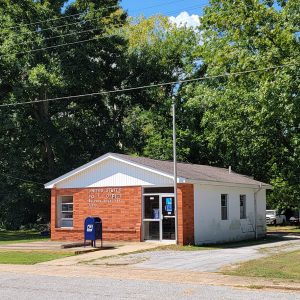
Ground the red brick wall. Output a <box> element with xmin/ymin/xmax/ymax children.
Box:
<box><xmin>177</xmin><ymin>183</ymin><xmax>195</xmax><ymax>245</ymax></box>
<box><xmin>51</xmin><ymin>186</ymin><xmax>142</xmax><ymax>242</ymax></box>
<box><xmin>50</xmin><ymin>184</ymin><xmax>194</xmax><ymax>245</ymax></box>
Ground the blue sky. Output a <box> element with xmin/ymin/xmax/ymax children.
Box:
<box><xmin>120</xmin><ymin>0</ymin><xmax>207</xmax><ymax>17</ymax></box>
<box><xmin>65</xmin><ymin>0</ymin><xmax>208</xmax><ymax>18</ymax></box>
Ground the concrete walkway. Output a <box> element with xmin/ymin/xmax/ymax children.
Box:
<box><xmin>39</xmin><ymin>242</ymin><xmax>161</xmax><ymax>266</ymax></box>
<box><xmin>0</xmin><ymin>241</ymin><xmax>72</xmax><ymax>251</ymax></box>
<box><xmin>0</xmin><ymin>241</ymin><xmax>101</xmax><ymax>254</ymax></box>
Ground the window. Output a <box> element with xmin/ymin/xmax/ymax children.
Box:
<box><xmin>221</xmin><ymin>194</ymin><xmax>228</xmax><ymax>220</ymax></box>
<box><xmin>57</xmin><ymin>196</ymin><xmax>73</xmax><ymax>228</ymax></box>
<box><xmin>143</xmin><ymin>187</ymin><xmax>174</xmax><ymax>194</ymax></box>
<box><xmin>240</xmin><ymin>195</ymin><xmax>246</xmax><ymax>219</ymax></box>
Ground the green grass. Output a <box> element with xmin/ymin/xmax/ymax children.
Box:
<box><xmin>211</xmin><ymin>236</ymin><xmax>285</xmax><ymax>249</ymax></box>
<box><xmin>0</xmin><ymin>251</ymin><xmax>73</xmax><ymax>265</ymax></box>
<box><xmin>223</xmin><ymin>250</ymin><xmax>300</xmax><ymax>280</ymax></box>
<box><xmin>267</xmin><ymin>225</ymin><xmax>300</xmax><ymax>233</ymax></box>
<box><xmin>0</xmin><ymin>230</ymin><xmax>49</xmax><ymax>245</ymax></box>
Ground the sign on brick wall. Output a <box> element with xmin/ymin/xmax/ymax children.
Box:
<box><xmin>88</xmin><ymin>188</ymin><xmax>123</xmax><ymax>208</ymax></box>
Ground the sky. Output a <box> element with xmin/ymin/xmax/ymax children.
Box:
<box><xmin>120</xmin><ymin>0</ymin><xmax>207</xmax><ymax>18</ymax></box>
<box><xmin>65</xmin><ymin>0</ymin><xmax>209</xmax><ymax>27</ymax></box>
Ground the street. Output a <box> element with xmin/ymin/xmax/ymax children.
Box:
<box><xmin>0</xmin><ymin>271</ymin><xmax>299</xmax><ymax>300</ymax></box>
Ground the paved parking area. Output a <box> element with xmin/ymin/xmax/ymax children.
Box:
<box><xmin>89</xmin><ymin>235</ymin><xmax>300</xmax><ymax>272</ymax></box>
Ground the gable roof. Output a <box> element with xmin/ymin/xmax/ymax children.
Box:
<box><xmin>111</xmin><ymin>153</ymin><xmax>270</xmax><ymax>187</ymax></box>
<box><xmin>45</xmin><ymin>152</ymin><xmax>271</xmax><ymax>188</ymax></box>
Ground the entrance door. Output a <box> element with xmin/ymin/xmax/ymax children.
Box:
<box><xmin>162</xmin><ymin>196</ymin><xmax>176</xmax><ymax>240</ymax></box>
<box><xmin>143</xmin><ymin>194</ymin><xmax>176</xmax><ymax>242</ymax></box>
<box><xmin>143</xmin><ymin>195</ymin><xmax>160</xmax><ymax>240</ymax></box>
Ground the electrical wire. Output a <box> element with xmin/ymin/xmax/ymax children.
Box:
<box><xmin>1</xmin><ymin>4</ymin><xmax>119</xmax><ymax>30</ymax></box>
<box><xmin>2</xmin><ymin>174</ymin><xmax>44</xmax><ymax>185</ymax></box>
<box><xmin>1</xmin><ymin>0</ymin><xmax>185</xmax><ymax>30</ymax></box>
<box><xmin>7</xmin><ymin>35</ymin><xmax>106</xmax><ymax>56</ymax></box>
<box><xmin>1</xmin><ymin>5</ymin><xmax>201</xmax><ymax>56</ymax></box>
<box><xmin>0</xmin><ymin>63</ymin><xmax>295</xmax><ymax>108</ymax></box>
<box><xmin>15</xmin><ymin>27</ymin><xmax>101</xmax><ymax>46</ymax></box>
<box><xmin>10</xmin><ymin>15</ymin><xmax>105</xmax><ymax>36</ymax></box>
<box><xmin>12</xmin><ymin>4</ymin><xmax>200</xmax><ymax>37</ymax></box>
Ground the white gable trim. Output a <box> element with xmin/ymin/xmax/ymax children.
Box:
<box><xmin>44</xmin><ymin>153</ymin><xmax>176</xmax><ymax>189</ymax></box>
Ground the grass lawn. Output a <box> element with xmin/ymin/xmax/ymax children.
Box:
<box><xmin>0</xmin><ymin>251</ymin><xmax>73</xmax><ymax>265</ymax></box>
<box><xmin>223</xmin><ymin>250</ymin><xmax>300</xmax><ymax>281</ymax></box>
<box><xmin>267</xmin><ymin>225</ymin><xmax>300</xmax><ymax>233</ymax></box>
<box><xmin>0</xmin><ymin>230</ymin><xmax>49</xmax><ymax>245</ymax></box>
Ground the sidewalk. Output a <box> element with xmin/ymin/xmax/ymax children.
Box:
<box><xmin>0</xmin><ymin>241</ymin><xmax>99</xmax><ymax>254</ymax></box>
<box><xmin>38</xmin><ymin>241</ymin><xmax>161</xmax><ymax>266</ymax></box>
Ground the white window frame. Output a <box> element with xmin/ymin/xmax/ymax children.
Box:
<box><xmin>57</xmin><ymin>195</ymin><xmax>73</xmax><ymax>228</ymax></box>
<box><xmin>221</xmin><ymin>194</ymin><xmax>228</xmax><ymax>220</ymax></box>
<box><xmin>240</xmin><ymin>195</ymin><xmax>247</xmax><ymax>219</ymax></box>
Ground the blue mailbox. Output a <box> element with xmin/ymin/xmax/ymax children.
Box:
<box><xmin>84</xmin><ymin>217</ymin><xmax>102</xmax><ymax>248</ymax></box>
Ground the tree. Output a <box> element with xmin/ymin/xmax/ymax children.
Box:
<box><xmin>0</xmin><ymin>0</ymin><xmax>129</xmax><ymax>228</ymax></box>
<box><xmin>121</xmin><ymin>16</ymin><xmax>201</xmax><ymax>161</ymax></box>
<box><xmin>183</xmin><ymin>0</ymin><xmax>300</xmax><ymax>210</ymax></box>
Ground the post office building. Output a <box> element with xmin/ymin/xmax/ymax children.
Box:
<box><xmin>45</xmin><ymin>153</ymin><xmax>270</xmax><ymax>245</ymax></box>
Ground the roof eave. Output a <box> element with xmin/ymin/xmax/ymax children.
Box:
<box><xmin>185</xmin><ymin>179</ymin><xmax>272</xmax><ymax>189</ymax></box>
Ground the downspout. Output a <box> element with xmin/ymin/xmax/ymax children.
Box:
<box><xmin>254</xmin><ymin>183</ymin><xmax>262</xmax><ymax>239</ymax></box>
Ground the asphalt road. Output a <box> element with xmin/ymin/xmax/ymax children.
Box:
<box><xmin>0</xmin><ymin>272</ymin><xmax>299</xmax><ymax>300</ymax></box>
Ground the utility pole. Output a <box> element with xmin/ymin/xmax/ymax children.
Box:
<box><xmin>172</xmin><ymin>96</ymin><xmax>178</xmax><ymax>244</ymax></box>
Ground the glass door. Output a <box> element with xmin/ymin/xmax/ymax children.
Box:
<box><xmin>161</xmin><ymin>196</ymin><xmax>176</xmax><ymax>240</ymax></box>
<box><xmin>143</xmin><ymin>194</ymin><xmax>176</xmax><ymax>242</ymax></box>
<box><xmin>143</xmin><ymin>195</ymin><xmax>160</xmax><ymax>240</ymax></box>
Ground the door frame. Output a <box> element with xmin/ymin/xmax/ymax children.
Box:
<box><xmin>142</xmin><ymin>193</ymin><xmax>177</xmax><ymax>243</ymax></box>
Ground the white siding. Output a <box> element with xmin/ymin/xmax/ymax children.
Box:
<box><xmin>55</xmin><ymin>158</ymin><xmax>173</xmax><ymax>188</ymax></box>
<box><xmin>256</xmin><ymin>189</ymin><xmax>267</xmax><ymax>237</ymax></box>
<box><xmin>194</xmin><ymin>184</ymin><xmax>266</xmax><ymax>245</ymax></box>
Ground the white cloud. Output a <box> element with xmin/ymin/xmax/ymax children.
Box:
<box><xmin>169</xmin><ymin>11</ymin><xmax>200</xmax><ymax>28</ymax></box>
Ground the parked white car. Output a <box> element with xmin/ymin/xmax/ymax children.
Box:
<box><xmin>266</xmin><ymin>210</ymin><xmax>286</xmax><ymax>225</ymax></box>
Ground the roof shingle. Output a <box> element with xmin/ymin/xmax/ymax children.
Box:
<box><xmin>112</xmin><ymin>153</ymin><xmax>269</xmax><ymax>187</ymax></box>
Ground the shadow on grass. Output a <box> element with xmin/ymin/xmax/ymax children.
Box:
<box><xmin>156</xmin><ymin>234</ymin><xmax>300</xmax><ymax>252</ymax></box>
<box><xmin>204</xmin><ymin>234</ymin><xmax>300</xmax><ymax>249</ymax></box>
<box><xmin>0</xmin><ymin>230</ymin><xmax>48</xmax><ymax>243</ymax></box>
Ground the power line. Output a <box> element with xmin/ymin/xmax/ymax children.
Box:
<box><xmin>0</xmin><ymin>63</ymin><xmax>295</xmax><ymax>108</ymax></box>
<box><xmin>1</xmin><ymin>174</ymin><xmax>44</xmax><ymax>185</ymax></box>
<box><xmin>2</xmin><ymin>1</ymin><xmax>198</xmax><ymax>37</ymax></box>
<box><xmin>1</xmin><ymin>5</ymin><xmax>119</xmax><ymax>30</ymax></box>
<box><xmin>11</xmin><ymin>15</ymin><xmax>104</xmax><ymax>36</ymax></box>
<box><xmin>1</xmin><ymin>0</ymin><xmax>185</xmax><ymax>31</ymax></box>
<box><xmin>1</xmin><ymin>5</ymin><xmax>201</xmax><ymax>56</ymax></box>
<box><xmin>14</xmin><ymin>27</ymin><xmax>100</xmax><ymax>46</ymax></box>
<box><xmin>4</xmin><ymin>34</ymin><xmax>116</xmax><ymax>56</ymax></box>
